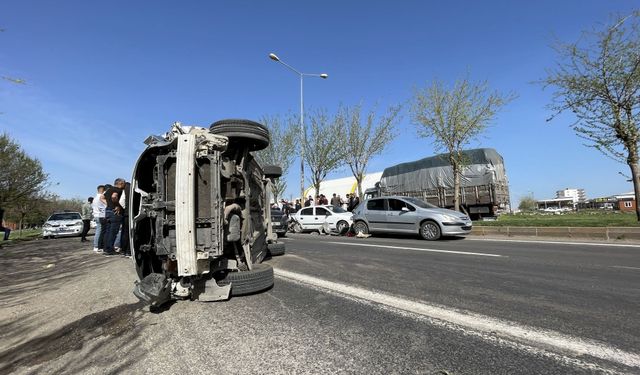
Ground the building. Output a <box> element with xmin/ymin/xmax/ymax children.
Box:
<box><xmin>303</xmin><ymin>172</ymin><xmax>383</xmax><ymax>199</ymax></box>
<box><xmin>555</xmin><ymin>188</ymin><xmax>586</xmax><ymax>203</ymax></box>
<box><xmin>613</xmin><ymin>192</ymin><xmax>636</xmax><ymax>212</ymax></box>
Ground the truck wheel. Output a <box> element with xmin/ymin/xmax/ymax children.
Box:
<box><xmin>263</xmin><ymin>165</ymin><xmax>282</xmax><ymax>179</ymax></box>
<box><xmin>420</xmin><ymin>220</ymin><xmax>441</xmax><ymax>241</ymax></box>
<box><xmin>210</xmin><ymin>119</ymin><xmax>270</xmax><ymax>151</ymax></box>
<box><xmin>353</xmin><ymin>221</ymin><xmax>369</xmax><ymax>235</ymax></box>
<box><xmin>268</xmin><ymin>242</ymin><xmax>285</xmax><ymax>256</ymax></box>
<box><xmin>220</xmin><ymin>263</ymin><xmax>274</xmax><ymax>296</ymax></box>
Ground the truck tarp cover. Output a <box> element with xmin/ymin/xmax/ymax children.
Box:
<box><xmin>379</xmin><ymin>148</ymin><xmax>508</xmax><ymax>193</ymax></box>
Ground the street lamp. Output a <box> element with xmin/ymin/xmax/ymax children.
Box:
<box><xmin>268</xmin><ymin>52</ymin><xmax>328</xmax><ymax>202</ymax></box>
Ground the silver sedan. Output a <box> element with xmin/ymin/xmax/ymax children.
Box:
<box><xmin>352</xmin><ymin>196</ymin><xmax>472</xmax><ymax>240</ymax></box>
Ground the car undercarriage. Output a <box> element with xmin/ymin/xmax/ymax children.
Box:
<box><xmin>130</xmin><ymin>120</ymin><xmax>284</xmax><ymax>307</ymax></box>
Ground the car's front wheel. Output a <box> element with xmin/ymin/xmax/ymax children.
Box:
<box><xmin>336</xmin><ymin>220</ymin><xmax>349</xmax><ymax>233</ymax></box>
<box><xmin>420</xmin><ymin>220</ymin><xmax>441</xmax><ymax>241</ymax></box>
<box><xmin>353</xmin><ymin>221</ymin><xmax>369</xmax><ymax>235</ymax></box>
<box><xmin>292</xmin><ymin>221</ymin><xmax>303</xmax><ymax>233</ymax></box>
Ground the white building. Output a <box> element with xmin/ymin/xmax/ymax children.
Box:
<box><xmin>304</xmin><ymin>172</ymin><xmax>383</xmax><ymax>199</ymax></box>
<box><xmin>555</xmin><ymin>188</ymin><xmax>586</xmax><ymax>203</ymax></box>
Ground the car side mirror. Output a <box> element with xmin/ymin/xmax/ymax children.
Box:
<box><xmin>401</xmin><ymin>207</ymin><xmax>410</xmax><ymax>212</ymax></box>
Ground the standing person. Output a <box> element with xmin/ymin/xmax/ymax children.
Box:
<box><xmin>92</xmin><ymin>185</ymin><xmax>106</xmax><ymax>252</ymax></box>
<box><xmin>347</xmin><ymin>194</ymin><xmax>355</xmax><ymax>212</ymax></box>
<box><xmin>294</xmin><ymin>199</ymin><xmax>302</xmax><ymax>212</ymax></box>
<box><xmin>353</xmin><ymin>195</ymin><xmax>360</xmax><ymax>209</ymax></box>
<box><xmin>330</xmin><ymin>193</ymin><xmax>341</xmax><ymax>208</ymax></box>
<box><xmin>80</xmin><ymin>197</ymin><xmax>93</xmax><ymax>242</ymax></box>
<box><xmin>119</xmin><ymin>181</ymin><xmax>131</xmax><ymax>257</ymax></box>
<box><xmin>0</xmin><ymin>208</ymin><xmax>11</xmax><ymax>241</ymax></box>
<box><xmin>102</xmin><ymin>178</ymin><xmax>125</xmax><ymax>256</ymax></box>
<box><xmin>304</xmin><ymin>196</ymin><xmax>313</xmax><ymax>207</ymax></box>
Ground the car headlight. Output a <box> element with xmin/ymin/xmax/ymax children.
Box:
<box><xmin>441</xmin><ymin>214</ymin><xmax>459</xmax><ymax>222</ymax></box>
<box><xmin>43</xmin><ymin>223</ymin><xmax>52</xmax><ymax>228</ymax></box>
<box><xmin>75</xmin><ymin>221</ymin><xmax>83</xmax><ymax>226</ymax></box>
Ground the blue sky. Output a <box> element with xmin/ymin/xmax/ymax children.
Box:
<box><xmin>1</xmin><ymin>1</ymin><xmax>637</xmax><ymax>204</ymax></box>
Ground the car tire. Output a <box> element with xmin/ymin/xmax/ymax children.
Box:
<box><xmin>209</xmin><ymin>119</ymin><xmax>270</xmax><ymax>151</ymax></box>
<box><xmin>336</xmin><ymin>220</ymin><xmax>349</xmax><ymax>233</ymax></box>
<box><xmin>220</xmin><ymin>263</ymin><xmax>274</xmax><ymax>296</ymax></box>
<box><xmin>420</xmin><ymin>220</ymin><xmax>441</xmax><ymax>241</ymax></box>
<box><xmin>263</xmin><ymin>165</ymin><xmax>282</xmax><ymax>179</ymax></box>
<box><xmin>292</xmin><ymin>221</ymin><xmax>303</xmax><ymax>233</ymax></box>
<box><xmin>353</xmin><ymin>221</ymin><xmax>369</xmax><ymax>235</ymax></box>
<box><xmin>268</xmin><ymin>242</ymin><xmax>285</xmax><ymax>256</ymax></box>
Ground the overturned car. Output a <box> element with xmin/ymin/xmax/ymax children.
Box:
<box><xmin>129</xmin><ymin>119</ymin><xmax>285</xmax><ymax>307</ymax></box>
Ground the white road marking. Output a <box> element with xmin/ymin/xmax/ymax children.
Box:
<box><xmin>325</xmin><ymin>241</ymin><xmax>504</xmax><ymax>257</ymax></box>
<box><xmin>467</xmin><ymin>237</ymin><xmax>640</xmax><ymax>248</ymax></box>
<box><xmin>610</xmin><ymin>265</ymin><xmax>640</xmax><ymax>271</ymax></box>
<box><xmin>275</xmin><ymin>268</ymin><xmax>640</xmax><ymax>370</ymax></box>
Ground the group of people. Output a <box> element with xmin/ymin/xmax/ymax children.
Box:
<box><xmin>272</xmin><ymin>192</ymin><xmax>361</xmax><ymax>214</ymax></box>
<box><xmin>81</xmin><ymin>178</ymin><xmax>131</xmax><ymax>257</ymax></box>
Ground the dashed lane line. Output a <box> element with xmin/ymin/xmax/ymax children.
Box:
<box><xmin>274</xmin><ymin>268</ymin><xmax>640</xmax><ymax>371</ymax></box>
<box><xmin>325</xmin><ymin>241</ymin><xmax>505</xmax><ymax>257</ymax></box>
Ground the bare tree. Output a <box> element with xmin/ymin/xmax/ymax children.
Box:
<box><xmin>410</xmin><ymin>77</ymin><xmax>515</xmax><ymax>212</ymax></box>
<box><xmin>342</xmin><ymin>103</ymin><xmax>401</xmax><ymax>199</ymax></box>
<box><xmin>253</xmin><ymin>115</ymin><xmax>297</xmax><ymax>201</ymax></box>
<box><xmin>304</xmin><ymin>109</ymin><xmax>346</xmax><ymax>197</ymax></box>
<box><xmin>543</xmin><ymin>12</ymin><xmax>640</xmax><ymax>220</ymax></box>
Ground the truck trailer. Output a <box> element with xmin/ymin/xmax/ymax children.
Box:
<box><xmin>365</xmin><ymin>148</ymin><xmax>510</xmax><ymax>219</ymax></box>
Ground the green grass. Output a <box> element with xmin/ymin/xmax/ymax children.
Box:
<box><xmin>475</xmin><ymin>211</ymin><xmax>640</xmax><ymax>227</ymax></box>
<box><xmin>7</xmin><ymin>228</ymin><xmax>43</xmax><ymax>241</ymax></box>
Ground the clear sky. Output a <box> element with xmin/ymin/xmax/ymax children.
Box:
<box><xmin>1</xmin><ymin>1</ymin><xmax>637</xmax><ymax>205</ymax></box>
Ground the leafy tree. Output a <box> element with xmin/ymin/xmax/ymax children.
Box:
<box><xmin>253</xmin><ymin>115</ymin><xmax>297</xmax><ymax>201</ymax></box>
<box><xmin>342</xmin><ymin>103</ymin><xmax>402</xmax><ymax>199</ymax></box>
<box><xmin>410</xmin><ymin>77</ymin><xmax>515</xmax><ymax>212</ymax></box>
<box><xmin>0</xmin><ymin>133</ymin><xmax>49</xmax><ymax>208</ymax></box>
<box><xmin>304</xmin><ymin>109</ymin><xmax>346</xmax><ymax>197</ymax></box>
<box><xmin>542</xmin><ymin>11</ymin><xmax>640</xmax><ymax>220</ymax></box>
<box><xmin>518</xmin><ymin>196</ymin><xmax>537</xmax><ymax>212</ymax></box>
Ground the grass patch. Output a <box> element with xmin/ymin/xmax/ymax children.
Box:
<box><xmin>476</xmin><ymin>211</ymin><xmax>640</xmax><ymax>227</ymax></box>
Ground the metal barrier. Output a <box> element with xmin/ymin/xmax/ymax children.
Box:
<box><xmin>471</xmin><ymin>226</ymin><xmax>640</xmax><ymax>241</ymax></box>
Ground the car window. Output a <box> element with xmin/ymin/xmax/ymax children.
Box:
<box><xmin>366</xmin><ymin>199</ymin><xmax>385</xmax><ymax>211</ymax></box>
<box><xmin>387</xmin><ymin>199</ymin><xmax>416</xmax><ymax>212</ymax></box>
<box><xmin>403</xmin><ymin>197</ymin><xmax>437</xmax><ymax>209</ymax></box>
<box><xmin>315</xmin><ymin>207</ymin><xmax>330</xmax><ymax>216</ymax></box>
<box><xmin>328</xmin><ymin>206</ymin><xmax>347</xmax><ymax>213</ymax></box>
<box><xmin>300</xmin><ymin>208</ymin><xmax>313</xmax><ymax>216</ymax></box>
<box><xmin>49</xmin><ymin>213</ymin><xmax>82</xmax><ymax>221</ymax></box>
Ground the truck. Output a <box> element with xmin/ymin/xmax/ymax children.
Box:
<box><xmin>364</xmin><ymin>148</ymin><xmax>510</xmax><ymax>219</ymax></box>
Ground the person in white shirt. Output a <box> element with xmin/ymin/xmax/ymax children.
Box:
<box><xmin>92</xmin><ymin>185</ymin><xmax>107</xmax><ymax>252</ymax></box>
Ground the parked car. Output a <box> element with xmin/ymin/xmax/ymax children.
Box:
<box><xmin>270</xmin><ymin>208</ymin><xmax>288</xmax><ymax>237</ymax></box>
<box><xmin>291</xmin><ymin>205</ymin><xmax>353</xmax><ymax>233</ymax></box>
<box><xmin>42</xmin><ymin>212</ymin><xmax>84</xmax><ymax>239</ymax></box>
<box><xmin>352</xmin><ymin>196</ymin><xmax>472</xmax><ymax>240</ymax></box>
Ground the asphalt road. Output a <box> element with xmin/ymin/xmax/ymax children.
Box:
<box><xmin>0</xmin><ymin>233</ymin><xmax>639</xmax><ymax>374</ymax></box>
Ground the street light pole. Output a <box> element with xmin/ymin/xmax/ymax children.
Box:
<box><xmin>269</xmin><ymin>52</ymin><xmax>327</xmax><ymax>202</ymax></box>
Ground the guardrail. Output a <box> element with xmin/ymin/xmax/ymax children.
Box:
<box><xmin>471</xmin><ymin>226</ymin><xmax>640</xmax><ymax>241</ymax></box>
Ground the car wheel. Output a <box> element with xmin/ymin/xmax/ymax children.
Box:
<box><xmin>292</xmin><ymin>222</ymin><xmax>303</xmax><ymax>233</ymax></box>
<box><xmin>420</xmin><ymin>220</ymin><xmax>441</xmax><ymax>241</ymax></box>
<box><xmin>220</xmin><ymin>263</ymin><xmax>274</xmax><ymax>296</ymax></box>
<box><xmin>336</xmin><ymin>220</ymin><xmax>349</xmax><ymax>233</ymax></box>
<box><xmin>353</xmin><ymin>221</ymin><xmax>369</xmax><ymax>235</ymax></box>
<box><xmin>209</xmin><ymin>119</ymin><xmax>270</xmax><ymax>151</ymax></box>
<box><xmin>268</xmin><ymin>242</ymin><xmax>285</xmax><ymax>256</ymax></box>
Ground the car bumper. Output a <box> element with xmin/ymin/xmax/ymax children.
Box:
<box><xmin>441</xmin><ymin>222</ymin><xmax>472</xmax><ymax>236</ymax></box>
<box><xmin>271</xmin><ymin>223</ymin><xmax>287</xmax><ymax>234</ymax></box>
<box><xmin>43</xmin><ymin>227</ymin><xmax>83</xmax><ymax>237</ymax></box>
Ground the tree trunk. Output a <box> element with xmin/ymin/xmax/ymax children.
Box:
<box><xmin>314</xmin><ymin>181</ymin><xmax>321</xmax><ymax>198</ymax></box>
<box><xmin>356</xmin><ymin>176</ymin><xmax>363</xmax><ymax>199</ymax></box>
<box><xmin>453</xmin><ymin>163</ymin><xmax>461</xmax><ymax>212</ymax></box>
<box><xmin>628</xmin><ymin>162</ymin><xmax>640</xmax><ymax>221</ymax></box>
<box><xmin>18</xmin><ymin>215</ymin><xmax>24</xmax><ymax>239</ymax></box>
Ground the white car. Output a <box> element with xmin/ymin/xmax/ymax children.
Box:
<box><xmin>42</xmin><ymin>212</ymin><xmax>84</xmax><ymax>239</ymax></box>
<box><xmin>291</xmin><ymin>205</ymin><xmax>353</xmax><ymax>233</ymax></box>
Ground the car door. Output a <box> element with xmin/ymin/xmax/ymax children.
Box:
<box><xmin>365</xmin><ymin>198</ymin><xmax>387</xmax><ymax>231</ymax></box>
<box><xmin>314</xmin><ymin>207</ymin><xmax>331</xmax><ymax>230</ymax></box>
<box><xmin>386</xmin><ymin>198</ymin><xmax>418</xmax><ymax>233</ymax></box>
<box><xmin>297</xmin><ymin>207</ymin><xmax>314</xmax><ymax>230</ymax></box>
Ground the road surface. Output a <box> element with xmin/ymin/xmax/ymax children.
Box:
<box><xmin>0</xmin><ymin>233</ymin><xmax>638</xmax><ymax>374</ymax></box>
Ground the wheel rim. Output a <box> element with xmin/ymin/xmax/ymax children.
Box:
<box><xmin>354</xmin><ymin>222</ymin><xmax>367</xmax><ymax>234</ymax></box>
<box><xmin>294</xmin><ymin>222</ymin><xmax>302</xmax><ymax>233</ymax></box>
<box><xmin>337</xmin><ymin>221</ymin><xmax>347</xmax><ymax>231</ymax></box>
<box><xmin>422</xmin><ymin>222</ymin><xmax>439</xmax><ymax>240</ymax></box>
